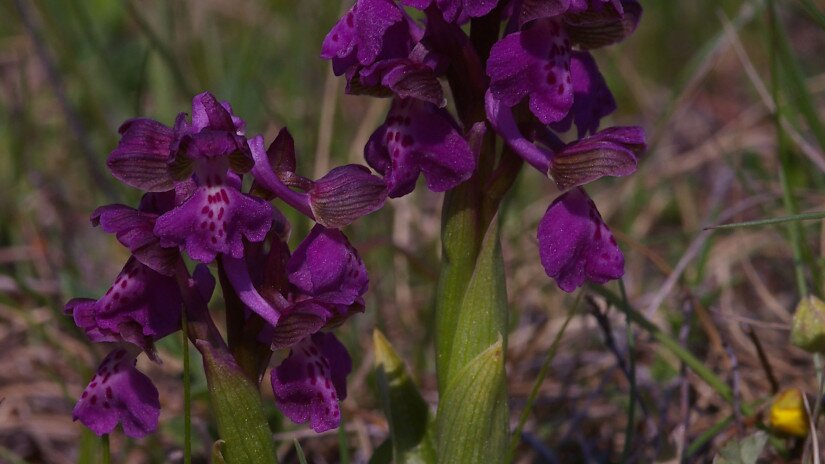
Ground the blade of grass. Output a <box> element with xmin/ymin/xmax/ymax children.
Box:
<box><xmin>768</xmin><ymin>0</ymin><xmax>812</xmax><ymax>298</ymax></box>
<box><xmin>294</xmin><ymin>439</ymin><xmax>308</xmax><ymax>464</ymax></box>
<box><xmin>794</xmin><ymin>0</ymin><xmax>825</xmax><ymax>30</ymax></box>
<box><xmin>705</xmin><ymin>211</ymin><xmax>825</xmax><ymax>230</ymax></box>
<box><xmin>123</xmin><ymin>0</ymin><xmax>193</xmax><ymax>97</ymax></box>
<box><xmin>338</xmin><ymin>417</ymin><xmax>350</xmax><ymax>464</ymax></box>
<box><xmin>619</xmin><ymin>279</ymin><xmax>637</xmax><ymax>463</ymax></box>
<box><xmin>590</xmin><ymin>285</ymin><xmax>736</xmax><ymax>405</ymax></box>
<box><xmin>507</xmin><ymin>292</ymin><xmax>582</xmax><ymax>460</ymax></box>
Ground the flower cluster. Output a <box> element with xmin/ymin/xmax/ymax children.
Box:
<box><xmin>323</xmin><ymin>0</ymin><xmax>646</xmax><ymax>292</ymax></box>
<box><xmin>66</xmin><ymin>92</ymin><xmax>386</xmax><ymax>437</ymax></box>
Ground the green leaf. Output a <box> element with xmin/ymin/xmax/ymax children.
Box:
<box><xmin>197</xmin><ymin>340</ymin><xmax>278</xmax><ymax>464</ymax></box>
<box><xmin>373</xmin><ymin>329</ymin><xmax>436</xmax><ymax>464</ymax></box>
<box><xmin>437</xmin><ymin>339</ymin><xmax>508</xmax><ymax>464</ymax></box>
<box><xmin>713</xmin><ymin>432</ymin><xmax>768</xmax><ymax>464</ymax></box>
<box><xmin>439</xmin><ymin>217</ymin><xmax>508</xmax><ymax>390</ymax></box>
<box><xmin>294</xmin><ymin>440</ymin><xmax>308</xmax><ymax>464</ymax></box>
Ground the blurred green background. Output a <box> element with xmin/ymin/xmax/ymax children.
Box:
<box><xmin>1</xmin><ymin>0</ymin><xmax>825</xmax><ymax>462</ymax></box>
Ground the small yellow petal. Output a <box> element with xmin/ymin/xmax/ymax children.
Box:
<box><xmin>769</xmin><ymin>388</ymin><xmax>809</xmax><ymax>438</ymax></box>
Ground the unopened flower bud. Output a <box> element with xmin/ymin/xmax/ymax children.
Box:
<box><xmin>790</xmin><ymin>295</ymin><xmax>825</xmax><ymax>353</ymax></box>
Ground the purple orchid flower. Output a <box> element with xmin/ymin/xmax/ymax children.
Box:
<box><xmin>73</xmin><ymin>348</ymin><xmax>160</xmax><ymax>438</ymax></box>
<box><xmin>486</xmin><ymin>92</ymin><xmax>644</xmax><ymax>291</ymax></box>
<box><xmin>105</xmin><ymin>91</ymin><xmax>273</xmax><ymax>265</ymax></box>
<box><xmin>64</xmin><ymin>191</ymin><xmax>216</xmax><ymax>357</ymax></box>
<box><xmin>365</xmin><ymin>97</ymin><xmax>476</xmax><ymax>197</ymax></box>
<box><xmin>322</xmin><ymin>0</ymin><xmax>449</xmax><ymax>105</ymax></box>
<box><xmin>537</xmin><ymin>187</ymin><xmax>623</xmax><ymax>292</ymax></box>
<box><xmin>488</xmin><ymin>1</ymin><xmax>640</xmax><ymax>126</ymax></box>
<box><xmin>219</xmin><ymin>224</ymin><xmax>366</xmax><ymax>432</ymax></box>
<box><xmin>271</xmin><ymin>332</ymin><xmax>352</xmax><ymax>433</ymax></box>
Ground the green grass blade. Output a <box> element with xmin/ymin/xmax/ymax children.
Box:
<box><xmin>507</xmin><ymin>292</ymin><xmax>581</xmax><ymax>460</ymax></box>
<box><xmin>794</xmin><ymin>0</ymin><xmax>825</xmax><ymax>33</ymax></box>
<box><xmin>294</xmin><ymin>439</ymin><xmax>308</xmax><ymax>464</ymax></box>
<box><xmin>590</xmin><ymin>285</ymin><xmax>735</xmax><ymax>405</ymax></box>
<box><xmin>705</xmin><ymin>211</ymin><xmax>825</xmax><ymax>230</ymax></box>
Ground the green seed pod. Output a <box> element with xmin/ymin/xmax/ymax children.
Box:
<box><xmin>791</xmin><ymin>296</ymin><xmax>825</xmax><ymax>353</ymax></box>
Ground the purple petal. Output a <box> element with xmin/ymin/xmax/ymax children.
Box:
<box><xmin>221</xmin><ymin>255</ymin><xmax>283</xmax><ymax>327</ymax></box>
<box><xmin>485</xmin><ymin>92</ymin><xmax>552</xmax><ymax>173</ymax></box>
<box><xmin>191</xmin><ymin>92</ymin><xmax>236</xmax><ymax>133</ymax></box>
<box><xmin>309</xmin><ymin>165</ymin><xmax>387</xmax><ymax>229</ymax></box>
<box><xmin>249</xmin><ymin>135</ymin><xmax>314</xmax><ymax>219</ymax></box>
<box><xmin>355</xmin><ymin>59</ymin><xmax>445</xmax><ymax>106</ymax></box>
<box><xmin>549</xmin><ymin>125</ymin><xmax>644</xmax><ymax>190</ymax></box>
<box><xmin>73</xmin><ymin>348</ymin><xmax>160</xmax><ymax>438</ymax></box>
<box><xmin>436</xmin><ymin>0</ymin><xmax>499</xmax><ymax>23</ymax></box>
<box><xmin>322</xmin><ymin>0</ymin><xmax>402</xmax><ymax>66</ymax></box>
<box><xmin>519</xmin><ymin>0</ymin><xmax>570</xmax><ymax>24</ymax></box>
<box><xmin>65</xmin><ymin>257</ymin><xmax>182</xmax><ymax>353</ymax></box>
<box><xmin>537</xmin><ymin>188</ymin><xmax>623</xmax><ymax>292</ymax></box>
<box><xmin>564</xmin><ymin>0</ymin><xmax>641</xmax><ymax>49</ymax></box>
<box><xmin>107</xmin><ymin>118</ymin><xmax>175</xmax><ymax>192</ymax></box>
<box><xmin>271</xmin><ymin>333</ymin><xmax>352</xmax><ymax>432</ymax></box>
<box><xmin>549</xmin><ymin>51</ymin><xmax>616</xmax><ymax>137</ymax></box>
<box><xmin>487</xmin><ymin>18</ymin><xmax>574</xmax><ymax>124</ymax></box>
<box><xmin>154</xmin><ymin>174</ymin><xmax>272</xmax><ymax>263</ymax></box>
<box><xmin>287</xmin><ymin>225</ymin><xmax>368</xmax><ymax>306</ymax></box>
<box><xmin>270</xmin><ymin>300</ymin><xmax>333</xmax><ymax>350</ymax></box>
<box><xmin>91</xmin><ymin>202</ymin><xmax>178</xmax><ymax>276</ymax></box>
<box><xmin>364</xmin><ymin>98</ymin><xmax>475</xmax><ymax>197</ymax></box>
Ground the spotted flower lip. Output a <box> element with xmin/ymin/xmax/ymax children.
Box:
<box><xmin>65</xmin><ymin>257</ymin><xmax>183</xmax><ymax>356</ymax></box>
<box><xmin>365</xmin><ymin>97</ymin><xmax>476</xmax><ymax>198</ymax></box>
<box><xmin>271</xmin><ymin>332</ymin><xmax>352</xmax><ymax>433</ymax></box>
<box><xmin>65</xmin><ymin>260</ymin><xmax>216</xmax><ymax>358</ymax></box>
<box><xmin>72</xmin><ymin>348</ymin><xmax>160</xmax><ymax>438</ymax></box>
<box><xmin>487</xmin><ymin>18</ymin><xmax>574</xmax><ymax>125</ymax></box>
<box><xmin>537</xmin><ymin>187</ymin><xmax>623</xmax><ymax>292</ymax></box>
<box><xmin>154</xmin><ymin>170</ymin><xmax>273</xmax><ymax>263</ymax></box>
<box><xmin>549</xmin><ymin>51</ymin><xmax>616</xmax><ymax>138</ymax></box>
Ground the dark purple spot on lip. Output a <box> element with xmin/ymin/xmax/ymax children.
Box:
<box><xmin>90</xmin><ymin>395</ymin><xmax>97</xmax><ymax>405</ymax></box>
<box><xmin>201</xmin><ymin>206</ymin><xmax>209</xmax><ymax>214</ymax></box>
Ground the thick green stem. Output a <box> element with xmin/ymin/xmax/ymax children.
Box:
<box><xmin>434</xmin><ymin>140</ymin><xmax>516</xmax><ymax>463</ymax></box>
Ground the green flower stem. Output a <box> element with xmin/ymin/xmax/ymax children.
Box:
<box><xmin>181</xmin><ymin>304</ymin><xmax>192</xmax><ymax>464</ymax></box>
<box><xmin>101</xmin><ymin>434</ymin><xmax>110</xmax><ymax>464</ymax></box>
<box><xmin>174</xmin><ymin>261</ymin><xmax>277</xmax><ymax>464</ymax></box>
